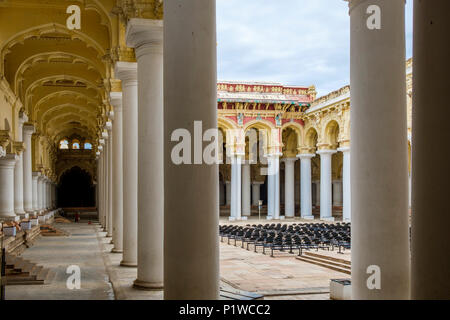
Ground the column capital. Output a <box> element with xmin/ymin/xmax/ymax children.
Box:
<box><xmin>32</xmin><ymin>171</ymin><xmax>41</xmax><ymax>179</ymax></box>
<box><xmin>105</xmin><ymin>121</ymin><xmax>113</xmax><ymax>132</ymax></box>
<box><xmin>281</xmin><ymin>157</ymin><xmax>298</xmax><ymax>163</ymax></box>
<box><xmin>337</xmin><ymin>146</ymin><xmax>350</xmax><ymax>153</ymax></box>
<box><xmin>22</xmin><ymin>124</ymin><xmax>35</xmax><ymax>135</ymax></box>
<box><xmin>12</xmin><ymin>141</ymin><xmax>25</xmax><ymax>155</ymax></box>
<box><xmin>110</xmin><ymin>92</ymin><xmax>123</xmax><ymax>112</ymax></box>
<box><xmin>18</xmin><ymin>113</ymin><xmax>28</xmax><ymax>126</ymax></box>
<box><xmin>296</xmin><ymin>153</ymin><xmax>315</xmax><ymax>160</ymax></box>
<box><xmin>126</xmin><ymin>18</ymin><xmax>163</xmax><ymax>58</ymax></box>
<box><xmin>317</xmin><ymin>149</ymin><xmax>337</xmax><ymax>156</ymax></box>
<box><xmin>252</xmin><ymin>181</ymin><xmax>264</xmax><ymax>186</ymax></box>
<box><xmin>115</xmin><ymin>61</ymin><xmax>138</xmax><ymax>84</ymax></box>
<box><xmin>0</xmin><ymin>153</ymin><xmax>18</xmax><ymax>168</ymax></box>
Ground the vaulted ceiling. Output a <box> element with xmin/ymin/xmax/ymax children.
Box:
<box><xmin>0</xmin><ymin>0</ymin><xmax>119</xmax><ymax>151</ymax></box>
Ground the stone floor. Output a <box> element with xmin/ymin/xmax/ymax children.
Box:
<box><xmin>6</xmin><ymin>222</ymin><xmax>114</xmax><ymax>300</ymax></box>
<box><xmin>6</xmin><ymin>219</ymin><xmax>349</xmax><ymax>300</ymax></box>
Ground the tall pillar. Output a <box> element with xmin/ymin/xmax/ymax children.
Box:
<box><xmin>317</xmin><ymin>149</ymin><xmax>336</xmax><ymax>221</ymax></box>
<box><xmin>32</xmin><ymin>172</ymin><xmax>39</xmax><ymax>212</ymax></box>
<box><xmin>37</xmin><ymin>175</ymin><xmax>43</xmax><ymax>211</ymax></box>
<box><xmin>241</xmin><ymin>161</ymin><xmax>251</xmax><ymax>217</ymax></box>
<box><xmin>116</xmin><ymin>62</ymin><xmax>139</xmax><ymax>267</ymax></box>
<box><xmin>13</xmin><ymin>115</ymin><xmax>27</xmax><ymax>216</ymax></box>
<box><xmin>298</xmin><ymin>154</ymin><xmax>314</xmax><ymax>219</ymax></box>
<box><xmin>22</xmin><ymin>125</ymin><xmax>34</xmax><ymax>213</ymax></box>
<box><xmin>164</xmin><ymin>0</ymin><xmax>219</xmax><ymax>299</ymax></box>
<box><xmin>252</xmin><ymin>182</ymin><xmax>262</xmax><ymax>206</ymax></box>
<box><xmin>283</xmin><ymin>158</ymin><xmax>296</xmax><ymax>218</ymax></box>
<box><xmin>349</xmin><ymin>0</ymin><xmax>409</xmax><ymax>299</ymax></box>
<box><xmin>338</xmin><ymin>147</ymin><xmax>351</xmax><ymax>222</ymax></box>
<box><xmin>230</xmin><ymin>156</ymin><xmax>242</xmax><ymax>220</ymax></box>
<box><xmin>110</xmin><ymin>92</ymin><xmax>124</xmax><ymax>253</ymax></box>
<box><xmin>225</xmin><ymin>181</ymin><xmax>231</xmax><ymax>206</ymax></box>
<box><xmin>274</xmin><ymin>155</ymin><xmax>280</xmax><ymax>219</ymax></box>
<box><xmin>98</xmin><ymin>152</ymin><xmax>103</xmax><ymax>225</ymax></box>
<box><xmin>267</xmin><ymin>156</ymin><xmax>274</xmax><ymax>218</ymax></box>
<box><xmin>126</xmin><ymin>18</ymin><xmax>164</xmax><ymax>289</ymax></box>
<box><xmin>13</xmin><ymin>145</ymin><xmax>25</xmax><ymax>215</ymax></box>
<box><xmin>0</xmin><ymin>154</ymin><xmax>18</xmax><ymax>219</ymax></box>
<box><xmin>412</xmin><ymin>0</ymin><xmax>450</xmax><ymax>299</ymax></box>
<box><xmin>106</xmin><ymin>121</ymin><xmax>113</xmax><ymax>237</ymax></box>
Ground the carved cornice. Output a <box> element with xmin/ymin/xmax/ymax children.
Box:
<box><xmin>116</xmin><ymin>0</ymin><xmax>163</xmax><ymax>21</ymax></box>
<box><xmin>0</xmin><ymin>130</ymin><xmax>11</xmax><ymax>148</ymax></box>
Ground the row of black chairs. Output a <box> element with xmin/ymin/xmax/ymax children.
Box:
<box><xmin>219</xmin><ymin>222</ymin><xmax>351</xmax><ymax>257</ymax></box>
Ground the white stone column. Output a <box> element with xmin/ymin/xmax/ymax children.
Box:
<box><xmin>225</xmin><ymin>181</ymin><xmax>231</xmax><ymax>206</ymax></box>
<box><xmin>22</xmin><ymin>125</ymin><xmax>34</xmax><ymax>213</ymax></box>
<box><xmin>32</xmin><ymin>172</ymin><xmax>39</xmax><ymax>212</ymax></box>
<box><xmin>274</xmin><ymin>155</ymin><xmax>280</xmax><ymax>219</ymax></box>
<box><xmin>412</xmin><ymin>0</ymin><xmax>450</xmax><ymax>299</ymax></box>
<box><xmin>317</xmin><ymin>149</ymin><xmax>336</xmax><ymax>221</ymax></box>
<box><xmin>241</xmin><ymin>161</ymin><xmax>251</xmax><ymax>217</ymax></box>
<box><xmin>267</xmin><ymin>156</ymin><xmax>274</xmax><ymax>218</ymax></box>
<box><xmin>116</xmin><ymin>62</ymin><xmax>139</xmax><ymax>267</ymax></box>
<box><xmin>46</xmin><ymin>179</ymin><xmax>50</xmax><ymax>209</ymax></box>
<box><xmin>110</xmin><ymin>92</ymin><xmax>124</xmax><ymax>253</ymax></box>
<box><xmin>37</xmin><ymin>175</ymin><xmax>43</xmax><ymax>211</ymax></box>
<box><xmin>98</xmin><ymin>141</ymin><xmax>105</xmax><ymax>227</ymax></box>
<box><xmin>164</xmin><ymin>0</ymin><xmax>219</xmax><ymax>299</ymax></box>
<box><xmin>97</xmin><ymin>151</ymin><xmax>103</xmax><ymax>225</ymax></box>
<box><xmin>338</xmin><ymin>147</ymin><xmax>351</xmax><ymax>222</ymax></box>
<box><xmin>13</xmin><ymin>147</ymin><xmax>25</xmax><ymax>216</ymax></box>
<box><xmin>106</xmin><ymin>121</ymin><xmax>113</xmax><ymax>237</ymax></box>
<box><xmin>0</xmin><ymin>154</ymin><xmax>18</xmax><ymax>219</ymax></box>
<box><xmin>252</xmin><ymin>181</ymin><xmax>263</xmax><ymax>206</ymax></box>
<box><xmin>298</xmin><ymin>154</ymin><xmax>314</xmax><ymax>219</ymax></box>
<box><xmin>282</xmin><ymin>158</ymin><xmax>296</xmax><ymax>218</ymax></box>
<box><xmin>349</xmin><ymin>0</ymin><xmax>410</xmax><ymax>299</ymax></box>
<box><xmin>14</xmin><ymin>116</ymin><xmax>27</xmax><ymax>216</ymax></box>
<box><xmin>332</xmin><ymin>180</ymin><xmax>343</xmax><ymax>206</ymax></box>
<box><xmin>126</xmin><ymin>18</ymin><xmax>164</xmax><ymax>289</ymax></box>
<box><xmin>230</xmin><ymin>156</ymin><xmax>242</xmax><ymax>220</ymax></box>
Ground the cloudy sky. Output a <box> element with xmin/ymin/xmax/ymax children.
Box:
<box><xmin>217</xmin><ymin>0</ymin><xmax>413</xmax><ymax>97</ymax></box>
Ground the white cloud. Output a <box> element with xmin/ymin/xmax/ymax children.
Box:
<box><xmin>217</xmin><ymin>0</ymin><xmax>413</xmax><ymax>97</ymax></box>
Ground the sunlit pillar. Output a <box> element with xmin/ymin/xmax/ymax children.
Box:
<box><xmin>164</xmin><ymin>0</ymin><xmax>219</xmax><ymax>299</ymax></box>
<box><xmin>349</xmin><ymin>0</ymin><xmax>410</xmax><ymax>299</ymax></box>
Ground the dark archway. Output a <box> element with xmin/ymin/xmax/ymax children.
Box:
<box><xmin>57</xmin><ymin>166</ymin><xmax>95</xmax><ymax>208</ymax></box>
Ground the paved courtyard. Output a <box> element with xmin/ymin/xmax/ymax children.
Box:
<box><xmin>6</xmin><ymin>220</ymin><xmax>350</xmax><ymax>300</ymax></box>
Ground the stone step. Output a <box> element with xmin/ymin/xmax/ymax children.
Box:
<box><xmin>30</xmin><ymin>265</ymin><xmax>44</xmax><ymax>276</ymax></box>
<box><xmin>44</xmin><ymin>269</ymin><xmax>57</xmax><ymax>284</ymax></box>
<box><xmin>304</xmin><ymin>251</ymin><xmax>351</xmax><ymax>266</ymax></box>
<box><xmin>301</xmin><ymin>254</ymin><xmax>351</xmax><ymax>270</ymax></box>
<box><xmin>296</xmin><ymin>256</ymin><xmax>351</xmax><ymax>275</ymax></box>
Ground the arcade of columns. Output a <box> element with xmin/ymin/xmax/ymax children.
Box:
<box><xmin>0</xmin><ymin>0</ymin><xmax>447</xmax><ymax>300</ymax></box>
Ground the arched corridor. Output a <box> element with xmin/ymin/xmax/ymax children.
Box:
<box><xmin>57</xmin><ymin>167</ymin><xmax>95</xmax><ymax>208</ymax></box>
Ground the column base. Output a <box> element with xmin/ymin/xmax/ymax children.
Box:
<box><xmin>279</xmin><ymin>216</ymin><xmax>286</xmax><ymax>220</ymax></box>
<box><xmin>266</xmin><ymin>216</ymin><xmax>274</xmax><ymax>220</ymax></box>
<box><xmin>111</xmin><ymin>248</ymin><xmax>123</xmax><ymax>253</ymax></box>
<box><xmin>120</xmin><ymin>260</ymin><xmax>138</xmax><ymax>267</ymax></box>
<box><xmin>321</xmin><ymin>217</ymin><xmax>335</xmax><ymax>222</ymax></box>
<box><xmin>17</xmin><ymin>212</ymin><xmax>29</xmax><ymax>219</ymax></box>
<box><xmin>343</xmin><ymin>218</ymin><xmax>351</xmax><ymax>223</ymax></box>
<box><xmin>228</xmin><ymin>217</ymin><xmax>236</xmax><ymax>222</ymax></box>
<box><xmin>133</xmin><ymin>279</ymin><xmax>163</xmax><ymax>291</ymax></box>
<box><xmin>240</xmin><ymin>216</ymin><xmax>248</xmax><ymax>221</ymax></box>
<box><xmin>301</xmin><ymin>215</ymin><xmax>315</xmax><ymax>220</ymax></box>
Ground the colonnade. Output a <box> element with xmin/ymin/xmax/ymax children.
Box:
<box><xmin>0</xmin><ymin>115</ymin><xmax>57</xmax><ymax>221</ymax></box>
<box><xmin>223</xmin><ymin>148</ymin><xmax>351</xmax><ymax>222</ymax></box>
<box><xmin>96</xmin><ymin>0</ymin><xmax>218</xmax><ymax>299</ymax></box>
